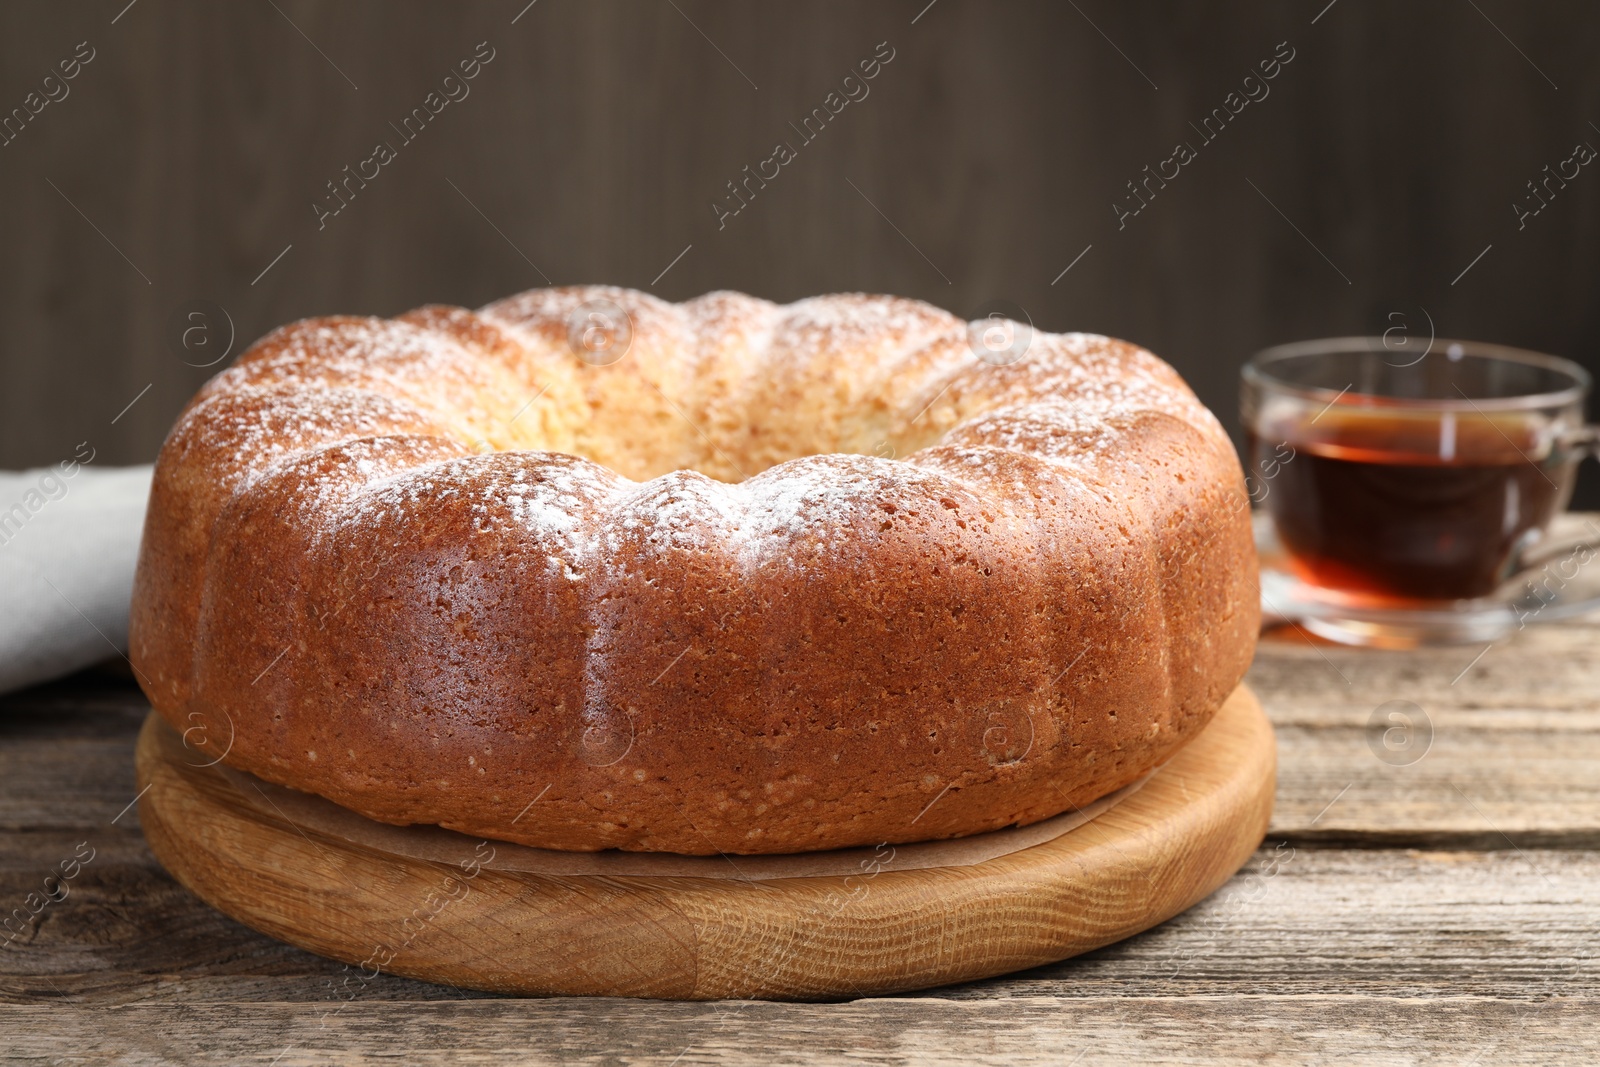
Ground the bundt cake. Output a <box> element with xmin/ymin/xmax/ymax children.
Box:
<box><xmin>129</xmin><ymin>287</ymin><xmax>1258</xmax><ymax>855</ymax></box>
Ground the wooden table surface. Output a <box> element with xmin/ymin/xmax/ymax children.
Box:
<box><xmin>4</xmin><ymin>613</ymin><xmax>1598</xmax><ymax>1064</ymax></box>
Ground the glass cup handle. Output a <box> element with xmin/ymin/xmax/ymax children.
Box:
<box><xmin>1560</xmin><ymin>424</ymin><xmax>1600</xmax><ymax>461</ymax></box>
<box><xmin>1505</xmin><ymin>423</ymin><xmax>1600</xmax><ymax>585</ymax></box>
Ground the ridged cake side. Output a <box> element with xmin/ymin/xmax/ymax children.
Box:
<box><xmin>128</xmin><ymin>287</ymin><xmax>1257</xmax><ymax>854</ymax></box>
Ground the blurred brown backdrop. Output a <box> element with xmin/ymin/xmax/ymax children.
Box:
<box><xmin>4</xmin><ymin>1</ymin><xmax>1599</xmax><ymax>498</ymax></box>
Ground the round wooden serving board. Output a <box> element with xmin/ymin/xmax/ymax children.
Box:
<box><xmin>135</xmin><ymin>685</ymin><xmax>1275</xmax><ymax>1001</ymax></box>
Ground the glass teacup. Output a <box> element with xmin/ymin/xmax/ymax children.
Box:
<box><xmin>1241</xmin><ymin>337</ymin><xmax>1600</xmax><ymax>647</ymax></box>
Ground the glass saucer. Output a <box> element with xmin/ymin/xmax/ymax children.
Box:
<box><xmin>1254</xmin><ymin>513</ymin><xmax>1600</xmax><ymax>648</ymax></box>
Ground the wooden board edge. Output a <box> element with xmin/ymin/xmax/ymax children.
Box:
<box><xmin>135</xmin><ymin>686</ymin><xmax>1275</xmax><ymax>1000</ymax></box>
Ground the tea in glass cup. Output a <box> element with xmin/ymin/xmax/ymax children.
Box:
<box><xmin>1241</xmin><ymin>338</ymin><xmax>1600</xmax><ymax>644</ymax></box>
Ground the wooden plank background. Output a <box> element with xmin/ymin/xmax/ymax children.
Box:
<box><xmin>2</xmin><ymin>0</ymin><xmax>1599</xmax><ymax>501</ymax></box>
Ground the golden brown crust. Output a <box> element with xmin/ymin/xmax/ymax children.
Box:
<box><xmin>129</xmin><ymin>287</ymin><xmax>1258</xmax><ymax>854</ymax></box>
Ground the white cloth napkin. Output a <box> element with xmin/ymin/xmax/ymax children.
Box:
<box><xmin>0</xmin><ymin>463</ymin><xmax>153</xmax><ymax>694</ymax></box>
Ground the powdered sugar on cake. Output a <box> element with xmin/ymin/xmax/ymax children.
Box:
<box><xmin>191</xmin><ymin>287</ymin><xmax>1223</xmax><ymax>570</ymax></box>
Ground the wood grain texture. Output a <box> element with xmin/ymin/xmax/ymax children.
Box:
<box><xmin>5</xmin><ymin>995</ymin><xmax>1599</xmax><ymax>1066</ymax></box>
<box><xmin>7</xmin><ymin>839</ymin><xmax>1597</xmax><ymax>1005</ymax></box>
<box><xmin>129</xmin><ymin>687</ymin><xmax>1275</xmax><ymax>1001</ymax></box>
<box><xmin>6</xmin><ymin>599</ymin><xmax>1600</xmax><ymax>1060</ymax></box>
<box><xmin>1261</xmin><ymin>631</ymin><xmax>1600</xmax><ymax>848</ymax></box>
